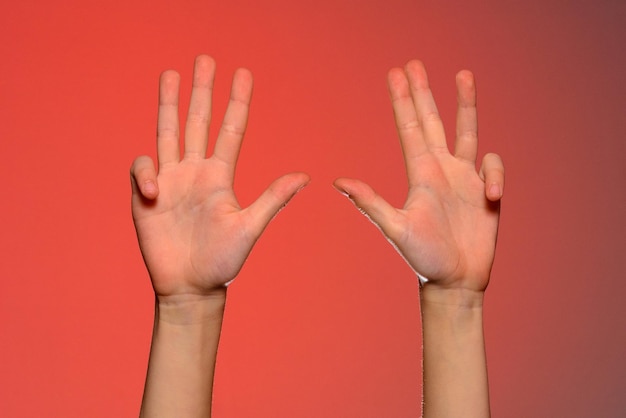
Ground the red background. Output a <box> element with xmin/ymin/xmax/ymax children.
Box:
<box><xmin>1</xmin><ymin>0</ymin><xmax>625</xmax><ymax>416</ymax></box>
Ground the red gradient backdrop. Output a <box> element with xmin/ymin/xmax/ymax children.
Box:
<box><xmin>1</xmin><ymin>1</ymin><xmax>625</xmax><ymax>416</ymax></box>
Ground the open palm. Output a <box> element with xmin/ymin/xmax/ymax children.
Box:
<box><xmin>131</xmin><ymin>56</ymin><xmax>309</xmax><ymax>298</ymax></box>
<box><xmin>334</xmin><ymin>61</ymin><xmax>504</xmax><ymax>291</ymax></box>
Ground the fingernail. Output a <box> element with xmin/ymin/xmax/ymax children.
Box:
<box><xmin>488</xmin><ymin>183</ymin><xmax>501</xmax><ymax>199</ymax></box>
<box><xmin>295</xmin><ymin>182</ymin><xmax>308</xmax><ymax>195</ymax></box>
<box><xmin>143</xmin><ymin>181</ymin><xmax>157</xmax><ymax>196</ymax></box>
<box><xmin>332</xmin><ymin>184</ymin><xmax>350</xmax><ymax>198</ymax></box>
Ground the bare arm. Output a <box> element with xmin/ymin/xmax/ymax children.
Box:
<box><xmin>131</xmin><ymin>55</ymin><xmax>309</xmax><ymax>417</ymax></box>
<box><xmin>334</xmin><ymin>60</ymin><xmax>504</xmax><ymax>418</ymax></box>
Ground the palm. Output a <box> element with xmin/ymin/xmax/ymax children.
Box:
<box><xmin>335</xmin><ymin>61</ymin><xmax>503</xmax><ymax>291</ymax></box>
<box><xmin>131</xmin><ymin>56</ymin><xmax>309</xmax><ymax>298</ymax></box>
<box><xmin>133</xmin><ymin>159</ymin><xmax>251</xmax><ymax>295</ymax></box>
<box><xmin>396</xmin><ymin>152</ymin><xmax>499</xmax><ymax>289</ymax></box>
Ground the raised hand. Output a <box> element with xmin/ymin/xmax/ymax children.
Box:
<box><xmin>131</xmin><ymin>55</ymin><xmax>309</xmax><ymax>300</ymax></box>
<box><xmin>334</xmin><ymin>60</ymin><xmax>504</xmax><ymax>293</ymax></box>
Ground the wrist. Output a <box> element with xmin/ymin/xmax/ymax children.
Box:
<box><xmin>420</xmin><ymin>284</ymin><xmax>491</xmax><ymax>418</ymax></box>
<box><xmin>155</xmin><ymin>290</ymin><xmax>227</xmax><ymax>326</ymax></box>
<box><xmin>420</xmin><ymin>284</ymin><xmax>485</xmax><ymax>311</ymax></box>
<box><xmin>142</xmin><ymin>292</ymin><xmax>225</xmax><ymax>418</ymax></box>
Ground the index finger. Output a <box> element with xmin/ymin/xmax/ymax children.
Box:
<box><xmin>454</xmin><ymin>70</ymin><xmax>479</xmax><ymax>163</ymax></box>
<box><xmin>388</xmin><ymin>67</ymin><xmax>428</xmax><ymax>185</ymax></box>
<box><xmin>157</xmin><ymin>70</ymin><xmax>181</xmax><ymax>169</ymax></box>
<box><xmin>404</xmin><ymin>60</ymin><xmax>448</xmax><ymax>152</ymax></box>
<box><xmin>211</xmin><ymin>68</ymin><xmax>253</xmax><ymax>183</ymax></box>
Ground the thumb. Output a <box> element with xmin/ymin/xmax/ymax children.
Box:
<box><xmin>332</xmin><ymin>177</ymin><xmax>401</xmax><ymax>240</ymax></box>
<box><xmin>130</xmin><ymin>156</ymin><xmax>159</xmax><ymax>200</ymax></box>
<box><xmin>244</xmin><ymin>172</ymin><xmax>310</xmax><ymax>237</ymax></box>
<box><xmin>479</xmin><ymin>152</ymin><xmax>505</xmax><ymax>202</ymax></box>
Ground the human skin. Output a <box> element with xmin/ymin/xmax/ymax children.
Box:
<box><xmin>131</xmin><ymin>55</ymin><xmax>503</xmax><ymax>418</ymax></box>
<box><xmin>130</xmin><ymin>55</ymin><xmax>309</xmax><ymax>417</ymax></box>
<box><xmin>334</xmin><ymin>60</ymin><xmax>504</xmax><ymax>418</ymax></box>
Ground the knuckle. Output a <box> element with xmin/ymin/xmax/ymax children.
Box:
<box><xmin>158</xmin><ymin>126</ymin><xmax>179</xmax><ymax>136</ymax></box>
<box><xmin>458</xmin><ymin>131</ymin><xmax>478</xmax><ymax>142</ymax></box>
<box><xmin>130</xmin><ymin>156</ymin><xmax>146</xmax><ymax>173</ymax></box>
<box><xmin>186</xmin><ymin>111</ymin><xmax>210</xmax><ymax>125</ymax></box>
<box><xmin>130</xmin><ymin>156</ymin><xmax>154</xmax><ymax>178</ymax></box>
<box><xmin>422</xmin><ymin>111</ymin><xmax>441</xmax><ymax>124</ymax></box>
<box><xmin>398</xmin><ymin>119</ymin><xmax>420</xmax><ymax>132</ymax></box>
<box><xmin>221</xmin><ymin>123</ymin><xmax>245</xmax><ymax>136</ymax></box>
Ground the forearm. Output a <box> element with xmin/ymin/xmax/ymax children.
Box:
<box><xmin>420</xmin><ymin>286</ymin><xmax>490</xmax><ymax>418</ymax></box>
<box><xmin>140</xmin><ymin>291</ymin><xmax>226</xmax><ymax>418</ymax></box>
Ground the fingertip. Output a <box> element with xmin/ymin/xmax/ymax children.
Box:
<box><xmin>234</xmin><ymin>67</ymin><xmax>253</xmax><ymax>84</ymax></box>
<box><xmin>243</xmin><ymin>172</ymin><xmax>309</xmax><ymax>236</ymax></box>
<box><xmin>404</xmin><ymin>59</ymin><xmax>428</xmax><ymax>88</ymax></box>
<box><xmin>295</xmin><ymin>171</ymin><xmax>311</xmax><ymax>185</ymax></box>
<box><xmin>332</xmin><ymin>178</ymin><xmax>378</xmax><ymax>204</ymax></box>
<box><xmin>281</xmin><ymin>170</ymin><xmax>310</xmax><ymax>187</ymax></box>
<box><xmin>387</xmin><ymin>67</ymin><xmax>405</xmax><ymax>83</ymax></box>
<box><xmin>195</xmin><ymin>54</ymin><xmax>216</xmax><ymax>69</ymax></box>
<box><xmin>332</xmin><ymin>177</ymin><xmax>358</xmax><ymax>197</ymax></box>
<box><xmin>332</xmin><ymin>179</ymin><xmax>399</xmax><ymax>239</ymax></box>
<box><xmin>160</xmin><ymin>69</ymin><xmax>180</xmax><ymax>84</ymax></box>
<box><xmin>456</xmin><ymin>69</ymin><xmax>474</xmax><ymax>85</ymax></box>
<box><xmin>480</xmin><ymin>152</ymin><xmax>504</xmax><ymax>201</ymax></box>
<box><xmin>404</xmin><ymin>59</ymin><xmax>425</xmax><ymax>73</ymax></box>
<box><xmin>288</xmin><ymin>172</ymin><xmax>311</xmax><ymax>198</ymax></box>
<box><xmin>486</xmin><ymin>182</ymin><xmax>503</xmax><ymax>201</ymax></box>
<box><xmin>192</xmin><ymin>55</ymin><xmax>217</xmax><ymax>87</ymax></box>
<box><xmin>332</xmin><ymin>179</ymin><xmax>350</xmax><ymax>198</ymax></box>
<box><xmin>141</xmin><ymin>180</ymin><xmax>159</xmax><ymax>200</ymax></box>
<box><xmin>387</xmin><ymin>68</ymin><xmax>410</xmax><ymax>102</ymax></box>
<box><xmin>230</xmin><ymin>68</ymin><xmax>254</xmax><ymax>101</ymax></box>
<box><xmin>456</xmin><ymin>70</ymin><xmax>476</xmax><ymax>105</ymax></box>
<box><xmin>130</xmin><ymin>156</ymin><xmax>158</xmax><ymax>199</ymax></box>
<box><xmin>271</xmin><ymin>172</ymin><xmax>311</xmax><ymax>201</ymax></box>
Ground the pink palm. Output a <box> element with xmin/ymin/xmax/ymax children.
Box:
<box><xmin>131</xmin><ymin>56</ymin><xmax>309</xmax><ymax>298</ymax></box>
<box><xmin>334</xmin><ymin>61</ymin><xmax>503</xmax><ymax>291</ymax></box>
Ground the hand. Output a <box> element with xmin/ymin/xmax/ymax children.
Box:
<box><xmin>334</xmin><ymin>60</ymin><xmax>504</xmax><ymax>293</ymax></box>
<box><xmin>131</xmin><ymin>55</ymin><xmax>309</xmax><ymax>300</ymax></box>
